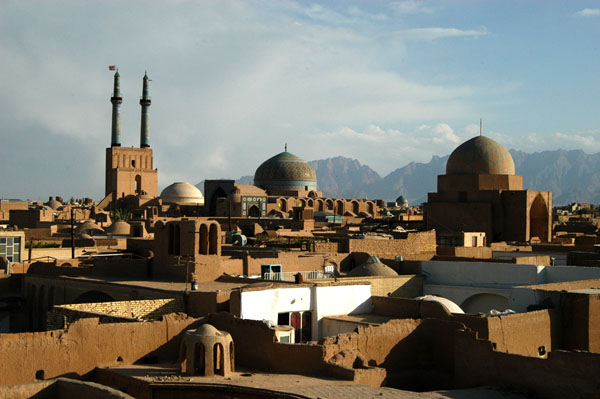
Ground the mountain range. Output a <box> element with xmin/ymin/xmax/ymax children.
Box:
<box><xmin>197</xmin><ymin>150</ymin><xmax>600</xmax><ymax>206</ymax></box>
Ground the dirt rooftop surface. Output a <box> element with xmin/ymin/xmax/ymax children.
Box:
<box><xmin>106</xmin><ymin>364</ymin><xmax>528</xmax><ymax>399</ymax></box>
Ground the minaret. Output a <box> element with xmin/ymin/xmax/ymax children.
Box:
<box><xmin>139</xmin><ymin>71</ymin><xmax>151</xmax><ymax>148</ymax></box>
<box><xmin>110</xmin><ymin>70</ymin><xmax>122</xmax><ymax>147</ymax></box>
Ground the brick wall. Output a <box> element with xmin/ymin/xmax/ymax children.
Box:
<box><xmin>46</xmin><ymin>298</ymin><xmax>184</xmax><ymax>330</ymax></box>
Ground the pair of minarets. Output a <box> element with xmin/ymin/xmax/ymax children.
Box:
<box><xmin>110</xmin><ymin>71</ymin><xmax>151</xmax><ymax>148</ymax></box>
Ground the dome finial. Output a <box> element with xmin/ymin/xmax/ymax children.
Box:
<box><xmin>285</xmin><ymin>143</ymin><xmax>287</xmax><ymax>152</ymax></box>
<box><xmin>480</xmin><ymin>118</ymin><xmax>482</xmax><ymax>136</ymax></box>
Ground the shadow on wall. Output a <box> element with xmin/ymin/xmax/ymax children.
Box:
<box><xmin>460</xmin><ymin>293</ymin><xmax>510</xmax><ymax>314</ymax></box>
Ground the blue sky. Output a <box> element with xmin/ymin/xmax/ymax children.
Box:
<box><xmin>1</xmin><ymin>1</ymin><xmax>600</xmax><ymax>200</ymax></box>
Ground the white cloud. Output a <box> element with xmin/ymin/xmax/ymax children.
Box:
<box><xmin>575</xmin><ymin>8</ymin><xmax>600</xmax><ymax>17</ymax></box>
<box><xmin>395</xmin><ymin>27</ymin><xmax>487</xmax><ymax>41</ymax></box>
<box><xmin>389</xmin><ymin>0</ymin><xmax>434</xmax><ymax>15</ymax></box>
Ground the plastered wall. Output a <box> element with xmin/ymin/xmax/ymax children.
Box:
<box><xmin>0</xmin><ymin>314</ymin><xmax>199</xmax><ymax>386</ymax></box>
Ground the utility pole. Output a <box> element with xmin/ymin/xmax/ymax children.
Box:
<box><xmin>70</xmin><ymin>207</ymin><xmax>75</xmax><ymax>259</ymax></box>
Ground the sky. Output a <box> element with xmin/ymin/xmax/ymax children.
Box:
<box><xmin>1</xmin><ymin>0</ymin><xmax>600</xmax><ymax>201</ymax></box>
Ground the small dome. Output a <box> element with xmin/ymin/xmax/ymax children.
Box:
<box><xmin>189</xmin><ymin>324</ymin><xmax>226</xmax><ymax>337</ymax></box>
<box><xmin>415</xmin><ymin>295</ymin><xmax>464</xmax><ymax>314</ymax></box>
<box><xmin>75</xmin><ymin>221</ymin><xmax>104</xmax><ymax>236</ymax></box>
<box><xmin>254</xmin><ymin>151</ymin><xmax>317</xmax><ymax>191</ymax></box>
<box><xmin>160</xmin><ymin>182</ymin><xmax>204</xmax><ymax>205</ymax></box>
<box><xmin>347</xmin><ymin>255</ymin><xmax>398</xmax><ymax>277</ymax></box>
<box><xmin>106</xmin><ymin>220</ymin><xmax>130</xmax><ymax>236</ymax></box>
<box><xmin>446</xmin><ymin>136</ymin><xmax>515</xmax><ymax>175</ymax></box>
<box><xmin>45</xmin><ymin>199</ymin><xmax>62</xmax><ymax>210</ymax></box>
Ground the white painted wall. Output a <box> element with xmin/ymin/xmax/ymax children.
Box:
<box><xmin>240</xmin><ymin>287</ymin><xmax>312</xmax><ymax>325</ymax></box>
<box><xmin>419</xmin><ymin>261</ymin><xmax>600</xmax><ymax>313</ymax></box>
<box><xmin>239</xmin><ymin>284</ymin><xmax>371</xmax><ymax>340</ymax></box>
<box><xmin>313</xmin><ymin>284</ymin><xmax>371</xmax><ymax>339</ymax></box>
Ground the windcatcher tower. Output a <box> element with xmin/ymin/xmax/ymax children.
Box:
<box><xmin>103</xmin><ymin>70</ymin><xmax>158</xmax><ymax>209</ymax></box>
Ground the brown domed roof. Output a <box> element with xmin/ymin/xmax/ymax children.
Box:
<box><xmin>106</xmin><ymin>220</ymin><xmax>130</xmax><ymax>235</ymax></box>
<box><xmin>446</xmin><ymin>136</ymin><xmax>515</xmax><ymax>175</ymax></box>
<box><xmin>347</xmin><ymin>255</ymin><xmax>398</xmax><ymax>277</ymax></box>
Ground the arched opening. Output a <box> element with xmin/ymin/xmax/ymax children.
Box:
<box><xmin>325</xmin><ymin>199</ymin><xmax>334</xmax><ymax>211</ymax></box>
<box><xmin>352</xmin><ymin>201</ymin><xmax>359</xmax><ymax>214</ymax></box>
<box><xmin>199</xmin><ymin>224</ymin><xmax>209</xmax><ymax>255</ymax></box>
<box><xmin>307</xmin><ymin>199</ymin><xmax>314</xmax><ymax>207</ymax></box>
<box><xmin>367</xmin><ymin>202</ymin><xmax>375</xmax><ymax>215</ymax></box>
<box><xmin>461</xmin><ymin>293</ymin><xmax>509</xmax><ymax>314</ymax></box>
<box><xmin>214</xmin><ymin>343</ymin><xmax>224</xmax><ymax>375</ymax></box>
<box><xmin>209</xmin><ymin>223</ymin><xmax>219</xmax><ymax>255</ymax></box>
<box><xmin>316</xmin><ymin>200</ymin><xmax>324</xmax><ymax>212</ymax></box>
<box><xmin>248</xmin><ymin>205</ymin><xmax>260</xmax><ymax>218</ymax></box>
<box><xmin>135</xmin><ymin>175</ymin><xmax>142</xmax><ymax>194</ymax></box>
<box><xmin>209</xmin><ymin>187</ymin><xmax>227</xmax><ymax>216</ymax></box>
<box><xmin>73</xmin><ymin>291</ymin><xmax>115</xmax><ymax>304</ymax></box>
<box><xmin>279</xmin><ymin>198</ymin><xmax>287</xmax><ymax>212</ymax></box>
<box><xmin>335</xmin><ymin>200</ymin><xmax>344</xmax><ymax>215</ymax></box>
<box><xmin>194</xmin><ymin>343</ymin><xmax>205</xmax><ymax>375</ymax></box>
<box><xmin>308</xmin><ymin>191</ymin><xmax>317</xmax><ymax>198</ymax></box>
<box><xmin>530</xmin><ymin>195</ymin><xmax>549</xmax><ymax>243</ymax></box>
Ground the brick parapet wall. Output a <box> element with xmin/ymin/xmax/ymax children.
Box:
<box><xmin>46</xmin><ymin>298</ymin><xmax>185</xmax><ymax>330</ymax></box>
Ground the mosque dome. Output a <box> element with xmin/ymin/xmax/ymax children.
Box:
<box><xmin>446</xmin><ymin>136</ymin><xmax>515</xmax><ymax>175</ymax></box>
<box><xmin>254</xmin><ymin>151</ymin><xmax>317</xmax><ymax>191</ymax></box>
<box><xmin>396</xmin><ymin>195</ymin><xmax>408</xmax><ymax>206</ymax></box>
<box><xmin>106</xmin><ymin>220</ymin><xmax>130</xmax><ymax>236</ymax></box>
<box><xmin>160</xmin><ymin>182</ymin><xmax>204</xmax><ymax>205</ymax></box>
<box><xmin>347</xmin><ymin>255</ymin><xmax>398</xmax><ymax>277</ymax></box>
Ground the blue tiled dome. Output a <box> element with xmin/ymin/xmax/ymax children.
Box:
<box><xmin>446</xmin><ymin>136</ymin><xmax>515</xmax><ymax>175</ymax></box>
<box><xmin>254</xmin><ymin>151</ymin><xmax>317</xmax><ymax>191</ymax></box>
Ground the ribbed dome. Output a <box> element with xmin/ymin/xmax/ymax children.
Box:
<box><xmin>254</xmin><ymin>151</ymin><xmax>317</xmax><ymax>191</ymax></box>
<box><xmin>446</xmin><ymin>136</ymin><xmax>515</xmax><ymax>175</ymax></box>
<box><xmin>160</xmin><ymin>182</ymin><xmax>204</xmax><ymax>205</ymax></box>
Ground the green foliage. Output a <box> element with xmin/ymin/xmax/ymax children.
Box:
<box><xmin>25</xmin><ymin>242</ymin><xmax>60</xmax><ymax>249</ymax></box>
<box><xmin>111</xmin><ymin>208</ymin><xmax>132</xmax><ymax>222</ymax></box>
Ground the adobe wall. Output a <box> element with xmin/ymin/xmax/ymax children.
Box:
<box><xmin>0</xmin><ymin>314</ymin><xmax>199</xmax><ymax>386</ymax></box>
<box><xmin>370</xmin><ymin>296</ymin><xmax>559</xmax><ymax>357</ymax></box>
<box><xmin>221</xmin><ymin>251</ymin><xmax>347</xmax><ymax>277</ymax></box>
<box><xmin>437</xmin><ymin>246</ymin><xmax>492</xmax><ymax>259</ymax></box>
<box><xmin>345</xmin><ymin>231</ymin><xmax>436</xmax><ymax>259</ymax></box>
<box><xmin>454</xmin><ymin>330</ymin><xmax>600</xmax><ymax>398</ymax></box>
<box><xmin>186</xmin><ymin>290</ymin><xmax>231</xmax><ymax>318</ymax></box>
<box><xmin>21</xmin><ymin>275</ymin><xmax>183</xmax><ymax>332</ymax></box>
<box><xmin>335</xmin><ymin>275</ymin><xmax>424</xmax><ymax>298</ymax></box>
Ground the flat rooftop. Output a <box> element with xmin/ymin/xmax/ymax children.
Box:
<box><xmin>105</xmin><ymin>363</ymin><xmax>528</xmax><ymax>399</ymax></box>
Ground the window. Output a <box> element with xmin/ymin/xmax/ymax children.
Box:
<box><xmin>0</xmin><ymin>236</ymin><xmax>20</xmax><ymax>262</ymax></box>
<box><xmin>472</xmin><ymin>236</ymin><xmax>478</xmax><ymax>247</ymax></box>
